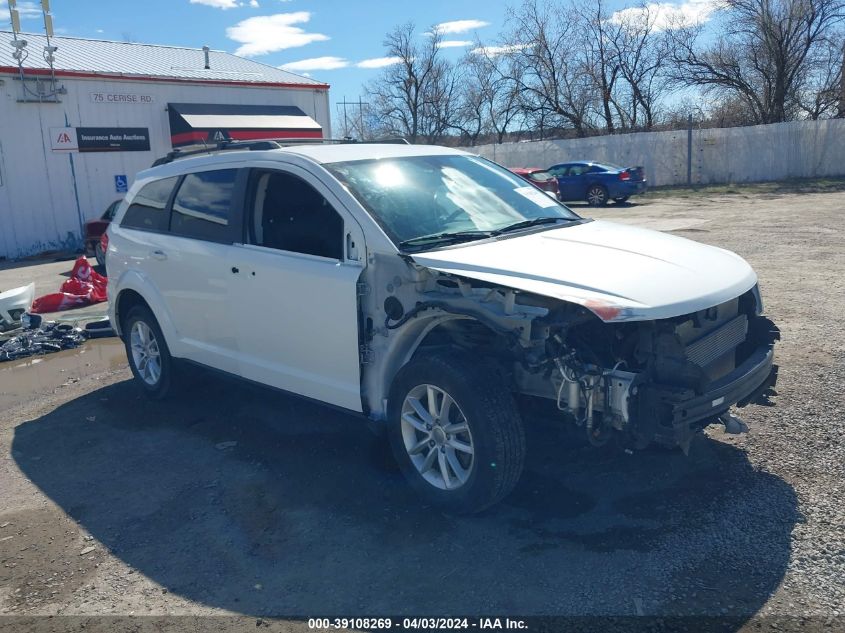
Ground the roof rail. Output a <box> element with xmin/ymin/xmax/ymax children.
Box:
<box><xmin>151</xmin><ymin>136</ymin><xmax>410</xmax><ymax>167</ymax></box>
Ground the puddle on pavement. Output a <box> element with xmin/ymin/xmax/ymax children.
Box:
<box><xmin>0</xmin><ymin>338</ymin><xmax>127</xmax><ymax>410</ymax></box>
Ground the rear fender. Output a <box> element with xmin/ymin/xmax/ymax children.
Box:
<box><xmin>111</xmin><ymin>270</ymin><xmax>182</xmax><ymax>357</ymax></box>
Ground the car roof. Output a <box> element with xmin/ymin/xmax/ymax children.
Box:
<box><xmin>283</xmin><ymin>142</ymin><xmax>469</xmax><ymax>163</ymax></box>
<box><xmin>137</xmin><ymin>143</ymin><xmax>473</xmax><ymax>182</ymax></box>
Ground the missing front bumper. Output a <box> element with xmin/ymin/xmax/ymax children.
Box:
<box><xmin>638</xmin><ymin>345</ymin><xmax>778</xmax><ymax>449</ymax></box>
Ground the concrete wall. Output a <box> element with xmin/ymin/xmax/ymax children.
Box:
<box><xmin>468</xmin><ymin>118</ymin><xmax>845</xmax><ymax>188</ymax></box>
<box><xmin>0</xmin><ymin>74</ymin><xmax>330</xmax><ymax>260</ymax></box>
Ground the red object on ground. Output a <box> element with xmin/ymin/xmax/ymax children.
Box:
<box><xmin>30</xmin><ymin>257</ymin><xmax>108</xmax><ymax>314</ymax></box>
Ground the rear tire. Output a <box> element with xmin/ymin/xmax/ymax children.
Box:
<box><xmin>388</xmin><ymin>352</ymin><xmax>526</xmax><ymax>514</ymax></box>
<box><xmin>587</xmin><ymin>184</ymin><xmax>609</xmax><ymax>206</ymax></box>
<box><xmin>123</xmin><ymin>305</ymin><xmax>174</xmax><ymax>400</ymax></box>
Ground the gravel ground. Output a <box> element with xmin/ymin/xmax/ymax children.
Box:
<box><xmin>0</xmin><ymin>189</ymin><xmax>843</xmax><ymax>632</ymax></box>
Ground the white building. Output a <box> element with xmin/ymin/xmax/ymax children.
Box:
<box><xmin>0</xmin><ymin>32</ymin><xmax>330</xmax><ymax>260</ymax></box>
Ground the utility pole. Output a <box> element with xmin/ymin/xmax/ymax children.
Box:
<box><xmin>336</xmin><ymin>96</ymin><xmax>370</xmax><ymax>140</ymax></box>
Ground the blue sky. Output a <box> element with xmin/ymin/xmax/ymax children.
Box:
<box><xmin>4</xmin><ymin>0</ymin><xmax>721</xmax><ymax>126</ymax></box>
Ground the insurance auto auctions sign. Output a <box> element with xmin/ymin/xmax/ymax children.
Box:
<box><xmin>50</xmin><ymin>127</ymin><xmax>151</xmax><ymax>152</ymax></box>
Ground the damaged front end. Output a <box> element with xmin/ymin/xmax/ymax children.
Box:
<box><xmin>535</xmin><ymin>288</ymin><xmax>779</xmax><ymax>451</ymax></box>
<box><xmin>360</xmin><ymin>255</ymin><xmax>778</xmax><ymax>452</ymax></box>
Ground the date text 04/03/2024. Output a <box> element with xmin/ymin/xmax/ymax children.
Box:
<box><xmin>307</xmin><ymin>618</ymin><xmax>528</xmax><ymax>630</ymax></box>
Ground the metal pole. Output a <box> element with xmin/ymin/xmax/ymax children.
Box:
<box><xmin>687</xmin><ymin>113</ymin><xmax>693</xmax><ymax>186</ymax></box>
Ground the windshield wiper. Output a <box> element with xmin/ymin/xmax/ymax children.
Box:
<box><xmin>492</xmin><ymin>217</ymin><xmax>575</xmax><ymax>235</ymax></box>
<box><xmin>399</xmin><ymin>230</ymin><xmax>495</xmax><ymax>250</ymax></box>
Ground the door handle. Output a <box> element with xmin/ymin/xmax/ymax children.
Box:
<box><xmin>150</xmin><ymin>250</ymin><xmax>167</xmax><ymax>261</ymax></box>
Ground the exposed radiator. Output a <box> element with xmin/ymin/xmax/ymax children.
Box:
<box><xmin>685</xmin><ymin>314</ymin><xmax>748</xmax><ymax>367</ymax></box>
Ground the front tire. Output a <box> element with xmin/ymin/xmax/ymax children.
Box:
<box><xmin>123</xmin><ymin>305</ymin><xmax>174</xmax><ymax>400</ymax></box>
<box><xmin>388</xmin><ymin>353</ymin><xmax>525</xmax><ymax>514</ymax></box>
<box><xmin>586</xmin><ymin>184</ymin><xmax>609</xmax><ymax>206</ymax></box>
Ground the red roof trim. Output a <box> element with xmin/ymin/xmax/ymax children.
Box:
<box><xmin>0</xmin><ymin>66</ymin><xmax>329</xmax><ymax>90</ymax></box>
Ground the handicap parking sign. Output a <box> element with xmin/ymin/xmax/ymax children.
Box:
<box><xmin>114</xmin><ymin>174</ymin><xmax>128</xmax><ymax>193</ymax></box>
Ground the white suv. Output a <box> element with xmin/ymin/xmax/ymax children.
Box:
<box><xmin>106</xmin><ymin>141</ymin><xmax>778</xmax><ymax>513</ymax></box>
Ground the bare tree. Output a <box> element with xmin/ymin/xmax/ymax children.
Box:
<box><xmin>499</xmin><ymin>0</ymin><xmax>594</xmax><ymax>136</ymax></box>
<box><xmin>577</xmin><ymin>0</ymin><xmax>623</xmax><ymax>132</ymax></box>
<box><xmin>796</xmin><ymin>35</ymin><xmax>844</xmax><ymax>118</ymax></box>
<box><xmin>609</xmin><ymin>2</ymin><xmax>671</xmax><ymax>130</ymax></box>
<box><xmin>454</xmin><ymin>47</ymin><xmax>523</xmax><ymax>144</ymax></box>
<box><xmin>367</xmin><ymin>22</ymin><xmax>456</xmax><ymax>143</ymax></box>
<box><xmin>668</xmin><ymin>0</ymin><xmax>845</xmax><ymax>124</ymax></box>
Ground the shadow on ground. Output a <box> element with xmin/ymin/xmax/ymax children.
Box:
<box><xmin>11</xmin><ymin>374</ymin><xmax>798</xmax><ymax>617</ymax></box>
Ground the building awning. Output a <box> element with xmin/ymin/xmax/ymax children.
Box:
<box><xmin>167</xmin><ymin>103</ymin><xmax>322</xmax><ymax>147</ymax></box>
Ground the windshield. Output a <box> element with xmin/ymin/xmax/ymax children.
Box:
<box><xmin>326</xmin><ymin>154</ymin><xmax>580</xmax><ymax>249</ymax></box>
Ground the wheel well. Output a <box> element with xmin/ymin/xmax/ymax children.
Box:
<box><xmin>411</xmin><ymin>318</ymin><xmax>511</xmax><ymax>363</ymax></box>
<box><xmin>115</xmin><ymin>289</ymin><xmax>150</xmax><ymax>335</ymax></box>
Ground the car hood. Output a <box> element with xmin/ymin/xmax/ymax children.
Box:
<box><xmin>411</xmin><ymin>219</ymin><xmax>757</xmax><ymax>322</ymax></box>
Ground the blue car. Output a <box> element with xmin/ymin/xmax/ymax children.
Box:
<box><xmin>547</xmin><ymin>161</ymin><xmax>647</xmax><ymax>206</ymax></box>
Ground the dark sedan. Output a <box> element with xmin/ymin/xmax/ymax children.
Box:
<box><xmin>547</xmin><ymin>161</ymin><xmax>647</xmax><ymax>206</ymax></box>
<box><xmin>84</xmin><ymin>200</ymin><xmax>120</xmax><ymax>266</ymax></box>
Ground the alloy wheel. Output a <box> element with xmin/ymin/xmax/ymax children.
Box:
<box><xmin>400</xmin><ymin>384</ymin><xmax>475</xmax><ymax>491</ymax></box>
<box><xmin>130</xmin><ymin>321</ymin><xmax>161</xmax><ymax>386</ymax></box>
<box><xmin>587</xmin><ymin>186</ymin><xmax>607</xmax><ymax>205</ymax></box>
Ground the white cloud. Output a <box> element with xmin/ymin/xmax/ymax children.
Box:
<box><xmin>471</xmin><ymin>44</ymin><xmax>527</xmax><ymax>57</ymax></box>
<box><xmin>190</xmin><ymin>0</ymin><xmax>239</xmax><ymax>8</ymax></box>
<box><xmin>249</xmin><ymin>0</ymin><xmax>260</xmax><ymax>6</ymax></box>
<box><xmin>433</xmin><ymin>19</ymin><xmax>490</xmax><ymax>34</ymax></box>
<box><xmin>2</xmin><ymin>1</ymin><xmax>42</xmax><ymax>23</ymax></box>
<box><xmin>281</xmin><ymin>56</ymin><xmax>349</xmax><ymax>71</ymax></box>
<box><xmin>226</xmin><ymin>12</ymin><xmax>329</xmax><ymax>56</ymax></box>
<box><xmin>438</xmin><ymin>39</ymin><xmax>472</xmax><ymax>48</ymax></box>
<box><xmin>610</xmin><ymin>0</ymin><xmax>724</xmax><ymax>31</ymax></box>
<box><xmin>356</xmin><ymin>56</ymin><xmax>403</xmax><ymax>69</ymax></box>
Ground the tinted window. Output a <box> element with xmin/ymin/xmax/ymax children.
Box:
<box><xmin>548</xmin><ymin>165</ymin><xmax>568</xmax><ymax>177</ymax></box>
<box><xmin>528</xmin><ymin>171</ymin><xmax>554</xmax><ymax>181</ymax></box>
<box><xmin>568</xmin><ymin>165</ymin><xmax>590</xmax><ymax>176</ymax></box>
<box><xmin>122</xmin><ymin>177</ymin><xmax>178</xmax><ymax>232</ymax></box>
<box><xmin>170</xmin><ymin>169</ymin><xmax>238</xmax><ymax>243</ymax></box>
<box><xmin>249</xmin><ymin>171</ymin><xmax>344</xmax><ymax>260</ymax></box>
<box><xmin>103</xmin><ymin>200</ymin><xmax>120</xmax><ymax>221</ymax></box>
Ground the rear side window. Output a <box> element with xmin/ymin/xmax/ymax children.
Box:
<box><xmin>170</xmin><ymin>169</ymin><xmax>238</xmax><ymax>243</ymax></box>
<box><xmin>122</xmin><ymin>177</ymin><xmax>178</xmax><ymax>232</ymax></box>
